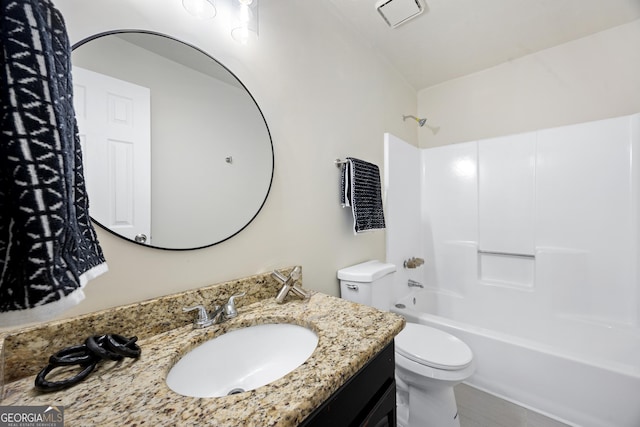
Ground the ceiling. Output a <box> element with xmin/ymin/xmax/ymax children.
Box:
<box><xmin>327</xmin><ymin>0</ymin><xmax>640</xmax><ymax>90</ymax></box>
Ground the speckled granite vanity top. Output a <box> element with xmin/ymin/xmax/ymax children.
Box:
<box><xmin>0</xmin><ymin>269</ymin><xmax>405</xmax><ymax>426</ymax></box>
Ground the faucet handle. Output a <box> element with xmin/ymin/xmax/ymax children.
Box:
<box><xmin>183</xmin><ymin>305</ymin><xmax>211</xmax><ymax>328</ymax></box>
<box><xmin>272</xmin><ymin>266</ymin><xmax>302</xmax><ymax>284</ymax></box>
<box><xmin>271</xmin><ymin>270</ymin><xmax>287</xmax><ymax>283</ymax></box>
<box><xmin>274</xmin><ymin>266</ymin><xmax>306</xmax><ymax>304</ymax></box>
<box><xmin>224</xmin><ymin>292</ymin><xmax>246</xmax><ymax>318</ymax></box>
<box><xmin>290</xmin><ymin>284</ymin><xmax>310</xmax><ymax>300</ymax></box>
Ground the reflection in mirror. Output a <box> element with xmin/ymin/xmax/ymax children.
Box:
<box><xmin>71</xmin><ymin>31</ymin><xmax>273</xmax><ymax>250</ymax></box>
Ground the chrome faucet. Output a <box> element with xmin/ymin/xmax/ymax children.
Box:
<box><xmin>408</xmin><ymin>279</ymin><xmax>424</xmax><ymax>288</ymax></box>
<box><xmin>271</xmin><ymin>266</ymin><xmax>309</xmax><ymax>304</ymax></box>
<box><xmin>183</xmin><ymin>292</ymin><xmax>245</xmax><ymax>328</ymax></box>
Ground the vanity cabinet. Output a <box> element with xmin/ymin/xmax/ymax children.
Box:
<box><xmin>300</xmin><ymin>341</ymin><xmax>396</xmax><ymax>427</ymax></box>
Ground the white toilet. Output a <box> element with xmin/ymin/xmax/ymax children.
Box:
<box><xmin>338</xmin><ymin>260</ymin><xmax>474</xmax><ymax>427</ymax></box>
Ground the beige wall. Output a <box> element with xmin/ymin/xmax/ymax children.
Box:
<box><xmin>35</xmin><ymin>0</ymin><xmax>418</xmax><ymax>322</ymax></box>
<box><xmin>418</xmin><ymin>19</ymin><xmax>640</xmax><ymax>148</ymax></box>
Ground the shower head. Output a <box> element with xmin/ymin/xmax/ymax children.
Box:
<box><xmin>403</xmin><ymin>114</ymin><xmax>440</xmax><ymax>135</ymax></box>
<box><xmin>403</xmin><ymin>114</ymin><xmax>427</xmax><ymax>127</ymax></box>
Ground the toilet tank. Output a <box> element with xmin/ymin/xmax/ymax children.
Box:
<box><xmin>337</xmin><ymin>260</ymin><xmax>396</xmax><ymax>311</ymax></box>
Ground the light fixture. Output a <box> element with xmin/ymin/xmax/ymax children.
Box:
<box><xmin>182</xmin><ymin>0</ymin><xmax>259</xmax><ymax>44</ymax></box>
<box><xmin>231</xmin><ymin>0</ymin><xmax>259</xmax><ymax>45</ymax></box>
<box><xmin>182</xmin><ymin>0</ymin><xmax>217</xmax><ymax>19</ymax></box>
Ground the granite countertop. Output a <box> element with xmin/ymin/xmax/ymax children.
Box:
<box><xmin>1</xmin><ymin>271</ymin><xmax>405</xmax><ymax>426</ymax></box>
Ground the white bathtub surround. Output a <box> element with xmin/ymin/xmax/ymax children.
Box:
<box><xmin>478</xmin><ymin>132</ymin><xmax>536</xmax><ymax>258</ymax></box>
<box><xmin>384</xmin><ymin>112</ymin><xmax>640</xmax><ymax>427</ymax></box>
<box><xmin>383</xmin><ymin>133</ymin><xmax>424</xmax><ymax>303</ymax></box>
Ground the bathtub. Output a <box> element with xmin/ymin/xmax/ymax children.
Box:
<box><xmin>391</xmin><ymin>290</ymin><xmax>640</xmax><ymax>427</ymax></box>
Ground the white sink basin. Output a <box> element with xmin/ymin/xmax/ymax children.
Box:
<box><xmin>166</xmin><ymin>323</ymin><xmax>318</xmax><ymax>397</ymax></box>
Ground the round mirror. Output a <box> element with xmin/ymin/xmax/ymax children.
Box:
<box><xmin>71</xmin><ymin>31</ymin><xmax>273</xmax><ymax>250</ymax></box>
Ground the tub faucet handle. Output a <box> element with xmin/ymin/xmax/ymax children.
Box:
<box><xmin>404</xmin><ymin>257</ymin><xmax>425</xmax><ymax>269</ymax></box>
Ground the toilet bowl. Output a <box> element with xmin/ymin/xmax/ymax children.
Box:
<box><xmin>338</xmin><ymin>260</ymin><xmax>475</xmax><ymax>427</ymax></box>
<box><xmin>394</xmin><ymin>323</ymin><xmax>474</xmax><ymax>427</ymax></box>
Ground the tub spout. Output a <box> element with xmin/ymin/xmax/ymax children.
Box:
<box><xmin>408</xmin><ymin>279</ymin><xmax>424</xmax><ymax>288</ymax></box>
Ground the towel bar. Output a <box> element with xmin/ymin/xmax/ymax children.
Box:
<box><xmin>335</xmin><ymin>158</ymin><xmax>348</xmax><ymax>168</ymax></box>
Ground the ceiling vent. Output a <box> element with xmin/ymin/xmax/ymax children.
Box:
<box><xmin>376</xmin><ymin>0</ymin><xmax>425</xmax><ymax>28</ymax></box>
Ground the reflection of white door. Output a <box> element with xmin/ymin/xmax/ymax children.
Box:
<box><xmin>73</xmin><ymin>66</ymin><xmax>151</xmax><ymax>244</ymax></box>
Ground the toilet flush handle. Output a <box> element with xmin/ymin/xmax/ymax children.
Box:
<box><xmin>346</xmin><ymin>283</ymin><xmax>359</xmax><ymax>291</ymax></box>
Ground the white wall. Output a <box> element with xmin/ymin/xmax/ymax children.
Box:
<box><xmin>418</xmin><ymin>19</ymin><xmax>640</xmax><ymax>148</ymax></box>
<box><xmin>45</xmin><ymin>0</ymin><xmax>417</xmax><ymax>321</ymax></box>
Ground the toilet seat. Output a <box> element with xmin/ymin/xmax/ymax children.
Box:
<box><xmin>395</xmin><ymin>323</ymin><xmax>473</xmax><ymax>370</ymax></box>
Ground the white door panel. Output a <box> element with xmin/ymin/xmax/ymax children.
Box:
<box><xmin>73</xmin><ymin>66</ymin><xmax>151</xmax><ymax>244</ymax></box>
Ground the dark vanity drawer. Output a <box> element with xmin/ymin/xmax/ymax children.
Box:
<box><xmin>300</xmin><ymin>340</ymin><xmax>396</xmax><ymax>427</ymax></box>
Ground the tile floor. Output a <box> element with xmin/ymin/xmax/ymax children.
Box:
<box><xmin>455</xmin><ymin>384</ymin><xmax>571</xmax><ymax>427</ymax></box>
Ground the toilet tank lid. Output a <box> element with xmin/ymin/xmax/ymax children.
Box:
<box><xmin>337</xmin><ymin>260</ymin><xmax>396</xmax><ymax>282</ymax></box>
